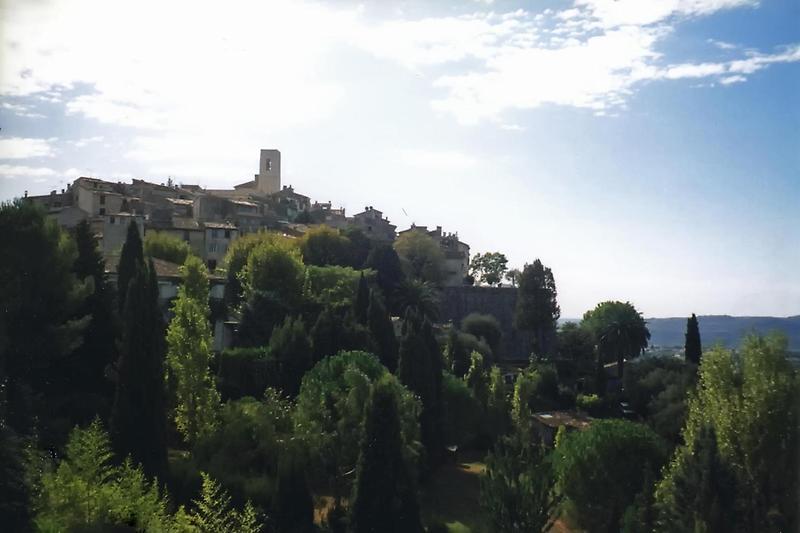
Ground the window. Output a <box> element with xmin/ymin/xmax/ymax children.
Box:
<box><xmin>212</xmin><ymin>229</ymin><xmax>219</xmax><ymax>239</ymax></box>
<box><xmin>183</xmin><ymin>230</ymin><xmax>190</xmax><ymax>242</ymax></box>
<box><xmin>266</xmin><ymin>158</ymin><xmax>271</xmax><ymax>172</ymax></box>
<box><xmin>207</xmin><ymin>259</ymin><xmax>217</xmax><ymax>270</ymax></box>
<box><xmin>224</xmin><ymin>229</ymin><xmax>231</xmax><ymax>239</ymax></box>
<box><xmin>110</xmin><ymin>216</ymin><xmax>116</xmax><ymax>224</ymax></box>
<box><xmin>100</xmin><ymin>194</ymin><xmax>106</xmax><ymax>205</ymax></box>
<box><xmin>99</xmin><ymin>208</ymin><xmax>106</xmax><ymax>216</ymax></box>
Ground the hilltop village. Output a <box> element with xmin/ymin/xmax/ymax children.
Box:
<box><xmin>27</xmin><ymin>148</ymin><xmax>470</xmax><ymax>279</ymax></box>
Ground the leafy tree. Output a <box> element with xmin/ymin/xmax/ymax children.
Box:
<box><xmin>364</xmin><ymin>243</ymin><xmax>405</xmax><ymax>310</ymax></box>
<box><xmin>272</xmin><ymin>448</ymin><xmax>314</xmax><ymax>533</ymax></box>
<box><xmin>582</xmin><ymin>300</ymin><xmax>650</xmax><ymax>379</ymax></box>
<box><xmin>655</xmin><ymin>334</ymin><xmax>799</xmax><ymax>532</ymax></box>
<box><xmin>394</xmin><ymin>278</ymin><xmax>439</xmax><ymax>322</ymax></box>
<box><xmin>514</xmin><ymin>259</ymin><xmax>560</xmax><ymax>358</ymax></box>
<box><xmin>303</xmin><ymin>264</ymin><xmax>368</xmax><ymax>310</ymax></box>
<box><xmin>445</xmin><ymin>327</ymin><xmax>470</xmax><ymax>378</ymax></box>
<box><xmin>354</xmin><ymin>272</ymin><xmax>370</xmax><ymax>324</ymax></box>
<box><xmin>117</xmin><ymin>219</ymin><xmax>144</xmax><ymax>312</ymax></box>
<box><xmin>554</xmin><ymin>419</ymin><xmax>667</xmax><ymax>533</ymax></box>
<box><xmin>655</xmin><ymin>425</ymin><xmax>737</xmax><ymax>532</ymax></box>
<box><xmin>193</xmin><ymin>391</ymin><xmax>294</xmax><ymax>507</ymax></box>
<box><xmin>344</xmin><ymin>226</ymin><xmax>373</xmax><ymax>268</ymax></box>
<box><xmin>223</xmin><ymin>231</ymin><xmax>297</xmax><ymax>309</ymax></box>
<box><xmin>684</xmin><ymin>313</ymin><xmax>702</xmax><ymax>364</ymax></box>
<box><xmin>461</xmin><ymin>313</ymin><xmax>502</xmax><ymax>358</ymax></box>
<box><xmin>350</xmin><ymin>376</ymin><xmax>424</xmax><ymax>533</ymax></box>
<box><xmin>110</xmin><ymin>260</ymin><xmax>168</xmax><ymax>479</ymax></box>
<box><xmin>144</xmin><ymin>230</ymin><xmax>194</xmax><ymax>265</ymax></box>
<box><xmin>35</xmin><ymin>420</ymin><xmax>174</xmax><ymax>532</ymax></box>
<box><xmin>294</xmin><ymin>351</ymin><xmax>421</xmax><ymax>504</ymax></box>
<box><xmin>620</xmin><ymin>464</ymin><xmax>657</xmax><ymax>533</ymax></box>
<box><xmin>469</xmin><ymin>252</ymin><xmax>509</xmax><ymax>286</ymax></box>
<box><xmin>166</xmin><ymin>256</ymin><xmax>220</xmax><ymax>445</ymax></box>
<box><xmin>367</xmin><ymin>289</ymin><xmax>399</xmax><ymax>372</ymax></box>
<box><xmin>299</xmin><ymin>225</ymin><xmax>352</xmax><ymax>267</ymax></box>
<box><xmin>310</xmin><ymin>306</ymin><xmax>375</xmax><ymax>364</ymax></box>
<box><xmin>481</xmin><ymin>430</ymin><xmax>560</xmax><ymax>533</ymax></box>
<box><xmin>505</xmin><ymin>268</ymin><xmax>521</xmax><ymax>287</ymax></box>
<box><xmin>241</xmin><ymin>238</ymin><xmax>305</xmax><ymax>308</ymax></box>
<box><xmin>394</xmin><ymin>230</ymin><xmax>445</xmax><ymax>285</ymax></box>
<box><xmin>511</xmin><ymin>364</ymin><xmax>560</xmax><ymax>429</ymax></box>
<box><xmin>0</xmin><ymin>200</ymin><xmax>86</xmax><ymax>437</ymax></box>
<box><xmin>268</xmin><ymin>315</ymin><xmax>312</xmax><ymax>397</ymax></box>
<box><xmin>185</xmin><ymin>472</ymin><xmax>261</xmax><ymax>533</ymax></box>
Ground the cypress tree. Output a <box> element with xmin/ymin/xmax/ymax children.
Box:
<box><xmin>355</xmin><ymin>272</ymin><xmax>370</xmax><ymax>325</ymax></box>
<box><xmin>684</xmin><ymin>313</ymin><xmax>702</xmax><ymax>365</ymax></box>
<box><xmin>421</xmin><ymin>319</ymin><xmax>444</xmax><ymax>467</ymax></box>
<box><xmin>117</xmin><ymin>220</ymin><xmax>143</xmax><ymax>313</ymax></box>
<box><xmin>514</xmin><ymin>259</ymin><xmax>560</xmax><ymax>357</ymax></box>
<box><xmin>269</xmin><ymin>316</ymin><xmax>312</xmax><ymax>397</ymax></box>
<box><xmin>311</xmin><ymin>306</ymin><xmax>338</xmax><ymax>363</ymax></box>
<box><xmin>447</xmin><ymin>328</ymin><xmax>469</xmax><ymax>378</ymax></box>
<box><xmin>272</xmin><ymin>447</ymin><xmax>314</xmax><ymax>533</ymax></box>
<box><xmin>398</xmin><ymin>311</ymin><xmax>443</xmax><ymax>470</ymax></box>
<box><xmin>367</xmin><ymin>289</ymin><xmax>398</xmax><ymax>372</ymax></box>
<box><xmin>350</xmin><ymin>376</ymin><xmax>423</xmax><ymax>533</ymax></box>
<box><xmin>110</xmin><ymin>260</ymin><xmax>167</xmax><ymax>479</ymax></box>
<box><xmin>68</xmin><ymin>220</ymin><xmax>117</xmax><ymax>421</ymax></box>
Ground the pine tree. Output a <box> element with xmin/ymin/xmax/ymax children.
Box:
<box><xmin>272</xmin><ymin>448</ymin><xmax>314</xmax><ymax>533</ymax></box>
<box><xmin>166</xmin><ymin>256</ymin><xmax>220</xmax><ymax>445</ymax></box>
<box><xmin>355</xmin><ymin>272</ymin><xmax>370</xmax><ymax>325</ymax></box>
<box><xmin>110</xmin><ymin>260</ymin><xmax>167</xmax><ymax>479</ymax></box>
<box><xmin>188</xmin><ymin>473</ymin><xmax>261</xmax><ymax>533</ymax></box>
<box><xmin>350</xmin><ymin>376</ymin><xmax>423</xmax><ymax>533</ymax></box>
<box><xmin>0</xmin><ymin>426</ymin><xmax>31</xmax><ymax>532</ymax></box>
<box><xmin>684</xmin><ymin>313</ymin><xmax>702</xmax><ymax>365</ymax></box>
<box><xmin>269</xmin><ymin>315</ymin><xmax>312</xmax><ymax>397</ymax></box>
<box><xmin>367</xmin><ymin>289</ymin><xmax>398</xmax><ymax>372</ymax></box>
<box><xmin>117</xmin><ymin>220</ymin><xmax>143</xmax><ymax>312</ymax></box>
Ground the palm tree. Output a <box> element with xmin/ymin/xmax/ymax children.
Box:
<box><xmin>583</xmin><ymin>301</ymin><xmax>650</xmax><ymax>379</ymax></box>
<box><xmin>394</xmin><ymin>279</ymin><xmax>439</xmax><ymax>323</ymax></box>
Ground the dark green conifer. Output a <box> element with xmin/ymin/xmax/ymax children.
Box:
<box><xmin>311</xmin><ymin>306</ymin><xmax>338</xmax><ymax>363</ymax></box>
<box><xmin>350</xmin><ymin>376</ymin><xmax>423</xmax><ymax>533</ymax></box>
<box><xmin>117</xmin><ymin>220</ymin><xmax>143</xmax><ymax>312</ymax></box>
<box><xmin>269</xmin><ymin>316</ymin><xmax>312</xmax><ymax>397</ymax></box>
<box><xmin>367</xmin><ymin>290</ymin><xmax>398</xmax><ymax>372</ymax></box>
<box><xmin>110</xmin><ymin>260</ymin><xmax>167</xmax><ymax>479</ymax></box>
<box><xmin>273</xmin><ymin>447</ymin><xmax>314</xmax><ymax>533</ymax></box>
<box><xmin>684</xmin><ymin>313</ymin><xmax>702</xmax><ymax>365</ymax></box>
<box><xmin>68</xmin><ymin>220</ymin><xmax>117</xmax><ymax>420</ymax></box>
<box><xmin>355</xmin><ymin>272</ymin><xmax>370</xmax><ymax>325</ymax></box>
<box><xmin>447</xmin><ymin>328</ymin><xmax>469</xmax><ymax>378</ymax></box>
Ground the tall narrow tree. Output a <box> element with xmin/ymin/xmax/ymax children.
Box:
<box><xmin>684</xmin><ymin>313</ymin><xmax>702</xmax><ymax>365</ymax></box>
<box><xmin>350</xmin><ymin>376</ymin><xmax>423</xmax><ymax>533</ymax></box>
<box><xmin>514</xmin><ymin>260</ymin><xmax>560</xmax><ymax>358</ymax></box>
<box><xmin>110</xmin><ymin>259</ymin><xmax>167</xmax><ymax>479</ymax></box>
<box><xmin>354</xmin><ymin>272</ymin><xmax>370</xmax><ymax>325</ymax></box>
<box><xmin>269</xmin><ymin>315</ymin><xmax>312</xmax><ymax>397</ymax></box>
<box><xmin>367</xmin><ymin>289</ymin><xmax>398</xmax><ymax>372</ymax></box>
<box><xmin>166</xmin><ymin>256</ymin><xmax>220</xmax><ymax>445</ymax></box>
<box><xmin>117</xmin><ymin>220</ymin><xmax>143</xmax><ymax>313</ymax></box>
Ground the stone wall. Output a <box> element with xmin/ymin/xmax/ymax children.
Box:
<box><xmin>439</xmin><ymin>286</ymin><xmax>533</xmax><ymax>361</ymax></box>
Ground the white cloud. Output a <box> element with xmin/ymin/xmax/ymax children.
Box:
<box><xmin>0</xmin><ymin>164</ymin><xmax>57</xmax><ymax>178</ymax></box>
<box><xmin>720</xmin><ymin>75</ymin><xmax>747</xmax><ymax>84</ymax></box>
<box><xmin>68</xmin><ymin>136</ymin><xmax>104</xmax><ymax>148</ymax></box>
<box><xmin>708</xmin><ymin>38</ymin><xmax>738</xmax><ymax>50</ymax></box>
<box><xmin>0</xmin><ymin>137</ymin><xmax>55</xmax><ymax>159</ymax></box>
<box><xmin>398</xmin><ymin>148</ymin><xmax>477</xmax><ymax>172</ymax></box>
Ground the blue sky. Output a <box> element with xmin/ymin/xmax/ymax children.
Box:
<box><xmin>1</xmin><ymin>0</ymin><xmax>798</xmax><ymax>318</ymax></box>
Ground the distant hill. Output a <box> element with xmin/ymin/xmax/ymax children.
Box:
<box><xmin>560</xmin><ymin>315</ymin><xmax>800</xmax><ymax>350</ymax></box>
<box><xmin>645</xmin><ymin>315</ymin><xmax>800</xmax><ymax>350</ymax></box>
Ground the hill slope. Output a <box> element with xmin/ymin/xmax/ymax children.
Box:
<box><xmin>644</xmin><ymin>315</ymin><xmax>800</xmax><ymax>350</ymax></box>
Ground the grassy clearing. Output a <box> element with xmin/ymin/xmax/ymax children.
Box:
<box><xmin>421</xmin><ymin>451</ymin><xmax>488</xmax><ymax>533</ymax></box>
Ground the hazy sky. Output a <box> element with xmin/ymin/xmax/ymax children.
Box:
<box><xmin>1</xmin><ymin>0</ymin><xmax>798</xmax><ymax>318</ymax></box>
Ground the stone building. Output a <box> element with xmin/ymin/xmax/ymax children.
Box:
<box><xmin>398</xmin><ymin>224</ymin><xmax>470</xmax><ymax>287</ymax></box>
<box><xmin>351</xmin><ymin>206</ymin><xmax>397</xmax><ymax>242</ymax></box>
